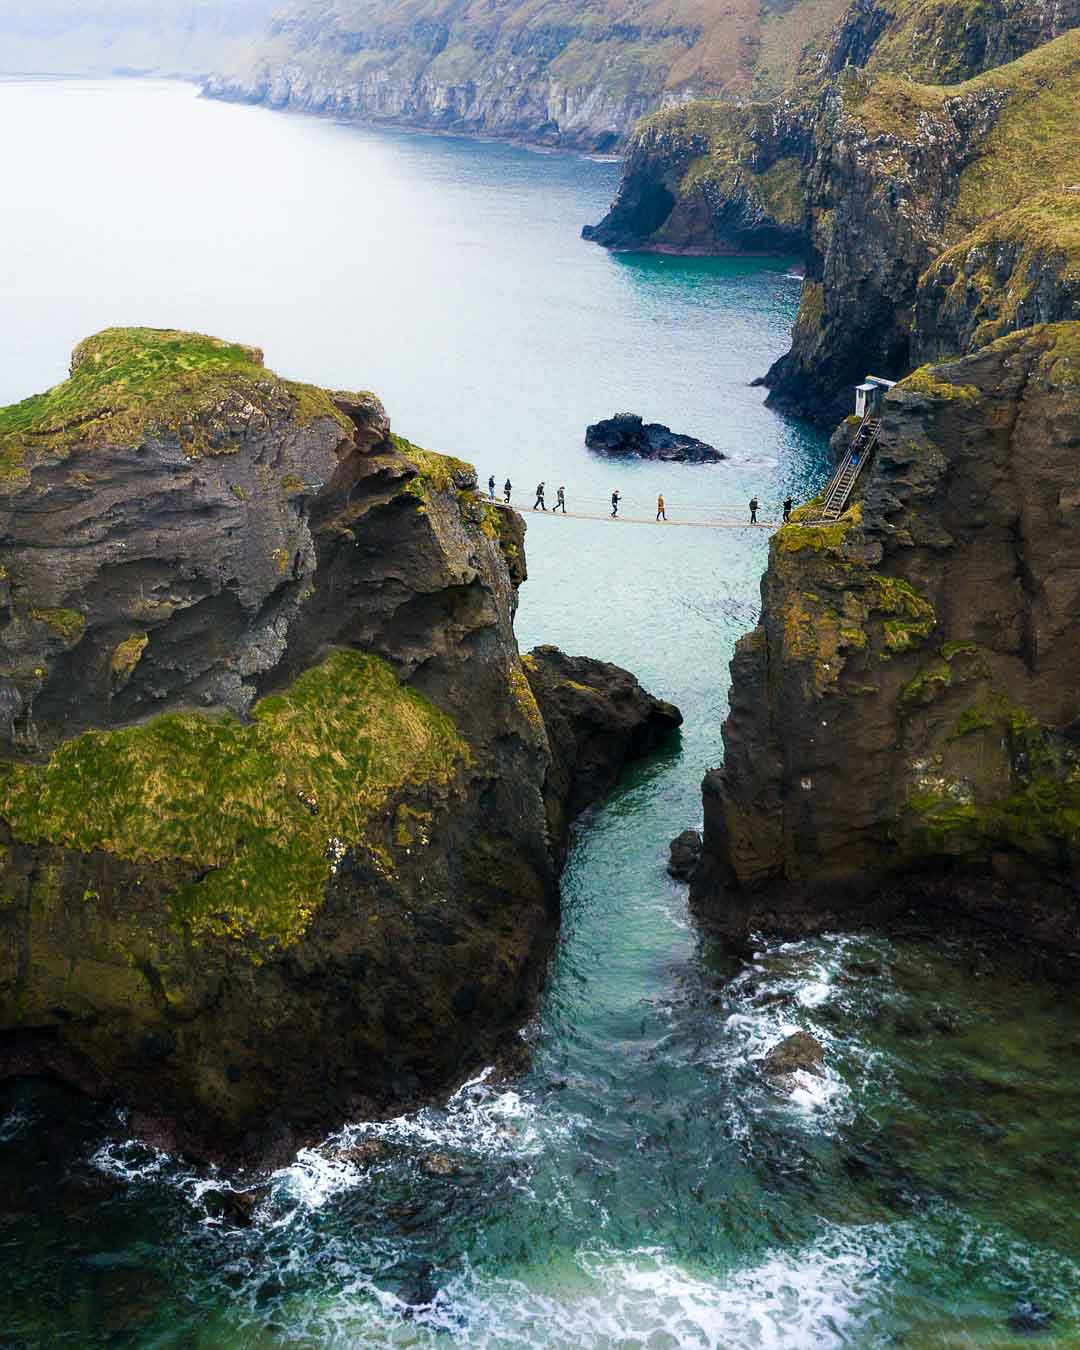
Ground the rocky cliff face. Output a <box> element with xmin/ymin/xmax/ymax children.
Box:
<box><xmin>202</xmin><ymin>0</ymin><xmax>851</xmax><ymax>152</ymax></box>
<box><xmin>694</xmin><ymin>322</ymin><xmax>1080</xmax><ymax>947</ymax></box>
<box><xmin>913</xmin><ymin>192</ymin><xmax>1080</xmax><ymax>363</ymax></box>
<box><xmin>581</xmin><ymin>100</ymin><xmax>809</xmax><ymax>253</ymax></box>
<box><xmin>0</xmin><ymin>328</ymin><xmax>678</xmax><ymax>1160</ymax></box>
<box><xmin>586</xmin><ymin>2</ymin><xmax>1080</xmax><ymax>422</ymax></box>
<box><xmin>0</xmin><ymin>0</ymin><xmax>278</xmax><ymax>77</ymax></box>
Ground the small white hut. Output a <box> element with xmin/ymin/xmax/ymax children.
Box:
<box><xmin>854</xmin><ymin>375</ymin><xmax>896</xmax><ymax>418</ymax></box>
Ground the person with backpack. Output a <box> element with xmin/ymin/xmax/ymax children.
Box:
<box><xmin>783</xmin><ymin>496</ymin><xmax>793</xmax><ymax>523</ymax></box>
<box><xmin>749</xmin><ymin>496</ymin><xmax>759</xmax><ymax>525</ymax></box>
<box><xmin>503</xmin><ymin>478</ymin><xmax>512</xmax><ymax>504</ymax></box>
<box><xmin>656</xmin><ymin>493</ymin><xmax>667</xmax><ymax>521</ymax></box>
<box><xmin>611</xmin><ymin>490</ymin><xmax>621</xmax><ymax>518</ymax></box>
<box><xmin>533</xmin><ymin>481</ymin><xmax>547</xmax><ymax>511</ymax></box>
<box><xmin>555</xmin><ymin>485</ymin><xmax>566</xmax><ymax>513</ymax></box>
<box><xmin>488</xmin><ymin>474</ymin><xmax>496</xmax><ymax>500</ymax></box>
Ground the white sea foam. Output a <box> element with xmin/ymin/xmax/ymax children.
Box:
<box><xmin>90</xmin><ymin>1135</ymin><xmax>173</xmax><ymax>1183</ymax></box>
<box><xmin>0</xmin><ymin>1106</ymin><xmax>32</xmax><ymax>1142</ymax></box>
<box><xmin>258</xmin><ymin>1227</ymin><xmax>904</xmax><ymax>1348</ymax></box>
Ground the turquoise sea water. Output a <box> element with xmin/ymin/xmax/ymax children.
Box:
<box><xmin>2</xmin><ymin>78</ymin><xmax>1079</xmax><ymax>1348</ymax></box>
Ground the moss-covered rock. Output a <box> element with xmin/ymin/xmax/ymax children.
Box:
<box><xmin>0</xmin><ymin>327</ymin><xmax>677</xmax><ymax>1161</ymax></box>
<box><xmin>695</xmin><ymin>323</ymin><xmax>1080</xmax><ymax>947</ymax></box>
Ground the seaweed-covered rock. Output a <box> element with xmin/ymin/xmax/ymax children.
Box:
<box><xmin>761</xmin><ymin>1032</ymin><xmax>825</xmax><ymax>1078</ymax></box>
<box><xmin>693</xmin><ymin>323</ymin><xmax>1080</xmax><ymax>948</ymax></box>
<box><xmin>0</xmin><ymin>327</ymin><xmax>673</xmax><ymax>1161</ymax></box>
<box><xmin>585</xmin><ymin>414</ymin><xmax>725</xmax><ymax>463</ymax></box>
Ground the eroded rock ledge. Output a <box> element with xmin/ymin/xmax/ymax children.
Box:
<box><xmin>693</xmin><ymin>323</ymin><xmax>1080</xmax><ymax>949</ymax></box>
<box><xmin>0</xmin><ymin>328</ymin><xmax>680</xmax><ymax>1160</ymax></box>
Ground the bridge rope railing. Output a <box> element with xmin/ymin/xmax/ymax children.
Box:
<box><xmin>488</xmin><ymin>496</ymin><xmax>781</xmax><ymax>528</ymax></box>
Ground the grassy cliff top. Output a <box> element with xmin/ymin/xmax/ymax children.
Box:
<box><xmin>921</xmin><ymin>190</ymin><xmax>1080</xmax><ymax>286</ymax></box>
<box><xmin>0</xmin><ymin>649</ymin><xmax>469</xmax><ymax>948</ymax></box>
<box><xmin>0</xmin><ymin>327</ymin><xmax>352</xmax><ymax>488</ymax></box>
<box><xmin>841</xmin><ymin>27</ymin><xmax>1080</xmax><ymax>231</ymax></box>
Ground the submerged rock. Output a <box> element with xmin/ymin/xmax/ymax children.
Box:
<box><xmin>668</xmin><ymin>829</ymin><xmax>702</xmax><ymax>881</ymax></box>
<box><xmin>0</xmin><ymin>327</ymin><xmax>677</xmax><ymax>1161</ymax></box>
<box><xmin>419</xmin><ymin>1152</ymin><xmax>460</xmax><ymax>1178</ymax></box>
<box><xmin>761</xmin><ymin>1032</ymin><xmax>825</xmax><ymax>1078</ymax></box>
<box><xmin>331</xmin><ymin>1139</ymin><xmax>388</xmax><ymax>1167</ymax></box>
<box><xmin>585</xmin><ymin>414</ymin><xmax>725</xmax><ymax>463</ymax></box>
<box><xmin>203</xmin><ymin>1186</ymin><xmax>268</xmax><ymax>1227</ymax></box>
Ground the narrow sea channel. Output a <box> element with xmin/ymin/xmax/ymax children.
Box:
<box><xmin>1</xmin><ymin>77</ymin><xmax>1078</xmax><ymax>1347</ymax></box>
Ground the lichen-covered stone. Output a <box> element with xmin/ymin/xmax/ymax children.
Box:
<box><xmin>694</xmin><ymin>323</ymin><xmax>1080</xmax><ymax>948</ymax></box>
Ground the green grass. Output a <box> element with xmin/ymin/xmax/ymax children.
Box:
<box><xmin>392</xmin><ymin>434</ymin><xmax>476</xmax><ymax>494</ymax></box>
<box><xmin>0</xmin><ymin>327</ymin><xmax>351</xmax><ymax>488</ymax></box>
<box><xmin>919</xmin><ymin>192</ymin><xmax>1080</xmax><ymax>349</ymax></box>
<box><xmin>0</xmin><ymin>650</ymin><xmax>469</xmax><ymax>948</ymax></box>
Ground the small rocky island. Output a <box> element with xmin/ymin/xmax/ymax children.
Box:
<box><xmin>585</xmin><ymin>413</ymin><xmax>725</xmax><ymax>463</ymax></box>
<box><xmin>0</xmin><ymin>328</ymin><xmax>681</xmax><ymax>1161</ymax></box>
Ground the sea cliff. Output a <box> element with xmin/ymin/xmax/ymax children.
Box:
<box><xmin>202</xmin><ymin>0</ymin><xmax>851</xmax><ymax>152</ymax></box>
<box><xmin>693</xmin><ymin>323</ymin><xmax>1080</xmax><ymax>947</ymax></box>
<box><xmin>585</xmin><ymin>0</ymin><xmax>1080</xmax><ymax>422</ymax></box>
<box><xmin>0</xmin><ymin>328</ymin><xmax>680</xmax><ymax>1160</ymax></box>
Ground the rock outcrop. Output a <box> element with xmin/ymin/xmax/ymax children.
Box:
<box><xmin>582</xmin><ymin>101</ymin><xmax>809</xmax><ymax>254</ymax></box>
<box><xmin>0</xmin><ymin>327</ymin><xmax>679</xmax><ymax>1160</ymax></box>
<box><xmin>585</xmin><ymin>2</ymin><xmax>1080</xmax><ymax>423</ymax></box>
<box><xmin>523</xmin><ymin>646</ymin><xmax>682</xmax><ymax>853</ymax></box>
<box><xmin>693</xmin><ymin>323</ymin><xmax>1080</xmax><ymax>949</ymax></box>
<box><xmin>913</xmin><ymin>192</ymin><xmax>1080</xmax><ymax>364</ymax></box>
<box><xmin>201</xmin><ymin>0</ymin><xmax>851</xmax><ymax>152</ymax></box>
<box><xmin>584</xmin><ymin>413</ymin><xmax>725</xmax><ymax>462</ymax></box>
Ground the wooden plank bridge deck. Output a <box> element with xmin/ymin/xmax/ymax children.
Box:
<box><xmin>492</xmin><ymin>499</ymin><xmax>779</xmax><ymax>530</ymax></box>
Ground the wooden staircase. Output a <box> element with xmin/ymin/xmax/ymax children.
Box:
<box><xmin>818</xmin><ymin>415</ymin><xmax>881</xmax><ymax>520</ymax></box>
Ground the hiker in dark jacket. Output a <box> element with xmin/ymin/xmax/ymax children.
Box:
<box><xmin>555</xmin><ymin>485</ymin><xmax>566</xmax><ymax>512</ymax></box>
<box><xmin>503</xmin><ymin>478</ymin><xmax>512</xmax><ymax>504</ymax></box>
<box><xmin>611</xmin><ymin>490</ymin><xmax>621</xmax><ymax>518</ymax></box>
<box><xmin>783</xmin><ymin>497</ymin><xmax>793</xmax><ymax>523</ymax></box>
<box><xmin>533</xmin><ymin>481</ymin><xmax>547</xmax><ymax>511</ymax></box>
<box><xmin>488</xmin><ymin>475</ymin><xmax>496</xmax><ymax>500</ymax></box>
<box><xmin>749</xmin><ymin>496</ymin><xmax>759</xmax><ymax>525</ymax></box>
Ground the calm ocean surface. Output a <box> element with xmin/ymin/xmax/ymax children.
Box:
<box><xmin>2</xmin><ymin>77</ymin><xmax>1079</xmax><ymax>1348</ymax></box>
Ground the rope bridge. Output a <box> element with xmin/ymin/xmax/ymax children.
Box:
<box><xmin>492</xmin><ymin>496</ymin><xmax>779</xmax><ymax>530</ymax></box>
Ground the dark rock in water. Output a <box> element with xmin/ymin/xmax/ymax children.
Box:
<box><xmin>524</xmin><ymin>645</ymin><xmax>682</xmax><ymax>857</ymax></box>
<box><xmin>203</xmin><ymin>1186</ymin><xmax>268</xmax><ymax>1227</ymax></box>
<box><xmin>420</xmin><ymin>1152</ymin><xmax>460</xmax><ymax>1178</ymax></box>
<box><xmin>585</xmin><ymin>414</ymin><xmax>725</xmax><ymax>463</ymax></box>
<box><xmin>668</xmin><ymin>828</ymin><xmax>702</xmax><ymax>881</ymax></box>
<box><xmin>0</xmin><ymin>328</ymin><xmax>677</xmax><ymax>1164</ymax></box>
<box><xmin>761</xmin><ymin>1032</ymin><xmax>825</xmax><ymax>1078</ymax></box>
<box><xmin>1008</xmin><ymin>1300</ymin><xmax>1055</xmax><ymax>1335</ymax></box>
<box><xmin>332</xmin><ymin>1139</ymin><xmax>388</xmax><ymax>1166</ymax></box>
